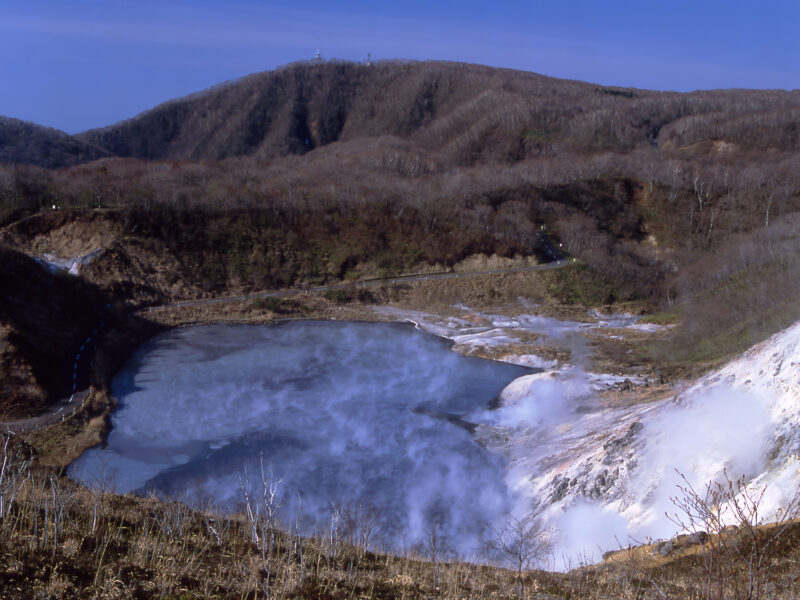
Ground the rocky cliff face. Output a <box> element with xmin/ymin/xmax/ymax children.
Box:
<box><xmin>0</xmin><ymin>247</ymin><xmax>108</xmax><ymax>416</ymax></box>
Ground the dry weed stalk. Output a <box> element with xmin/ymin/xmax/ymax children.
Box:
<box><xmin>0</xmin><ymin>434</ymin><xmax>31</xmax><ymax>543</ymax></box>
<box><xmin>667</xmin><ymin>468</ymin><xmax>800</xmax><ymax>600</ymax></box>
<box><xmin>3</xmin><ymin>431</ymin><xmax>800</xmax><ymax>600</ymax></box>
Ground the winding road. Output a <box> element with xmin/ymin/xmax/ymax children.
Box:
<box><xmin>1</xmin><ymin>319</ymin><xmax>106</xmax><ymax>435</ymax></box>
<box><xmin>1</xmin><ymin>389</ymin><xmax>91</xmax><ymax>435</ymax></box>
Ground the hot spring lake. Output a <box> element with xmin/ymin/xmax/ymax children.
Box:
<box><xmin>69</xmin><ymin>321</ymin><xmax>532</xmax><ymax>552</ymax></box>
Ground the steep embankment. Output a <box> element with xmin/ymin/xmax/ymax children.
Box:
<box><xmin>0</xmin><ymin>201</ymin><xmax>569</xmax><ymax>306</ymax></box>
<box><xmin>0</xmin><ymin>247</ymin><xmax>107</xmax><ymax>416</ymax></box>
<box><xmin>0</xmin><ymin>245</ymin><xmax>160</xmax><ymax>419</ymax></box>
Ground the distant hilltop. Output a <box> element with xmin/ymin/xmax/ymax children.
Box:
<box><xmin>3</xmin><ymin>59</ymin><xmax>800</xmax><ymax>168</ymax></box>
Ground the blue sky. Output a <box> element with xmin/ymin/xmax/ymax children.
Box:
<box><xmin>1</xmin><ymin>0</ymin><xmax>798</xmax><ymax>133</ymax></box>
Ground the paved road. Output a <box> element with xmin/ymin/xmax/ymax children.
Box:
<box><xmin>141</xmin><ymin>258</ymin><xmax>574</xmax><ymax>313</ymax></box>
<box><xmin>1</xmin><ymin>389</ymin><xmax>91</xmax><ymax>435</ymax></box>
<box><xmin>1</xmin><ymin>320</ymin><xmax>106</xmax><ymax>435</ymax></box>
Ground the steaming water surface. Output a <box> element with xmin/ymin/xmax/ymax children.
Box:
<box><xmin>70</xmin><ymin>321</ymin><xmax>531</xmax><ymax>552</ymax></box>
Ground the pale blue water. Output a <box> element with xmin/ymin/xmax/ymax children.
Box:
<box><xmin>70</xmin><ymin>321</ymin><xmax>532</xmax><ymax>553</ymax></box>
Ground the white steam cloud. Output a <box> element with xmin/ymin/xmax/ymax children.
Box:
<box><xmin>69</xmin><ymin>312</ymin><xmax>796</xmax><ymax>568</ymax></box>
<box><xmin>70</xmin><ymin>322</ymin><xmax>531</xmax><ymax>556</ymax></box>
<box><xmin>526</xmin><ymin>383</ymin><xmax>777</xmax><ymax>563</ymax></box>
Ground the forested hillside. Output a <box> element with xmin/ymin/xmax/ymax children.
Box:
<box><xmin>0</xmin><ymin>116</ymin><xmax>110</xmax><ymax>168</ymax></box>
<box><xmin>75</xmin><ymin>60</ymin><xmax>800</xmax><ymax>163</ymax></box>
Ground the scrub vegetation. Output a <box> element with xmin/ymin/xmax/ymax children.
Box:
<box><xmin>1</xmin><ymin>435</ymin><xmax>800</xmax><ymax>599</ymax></box>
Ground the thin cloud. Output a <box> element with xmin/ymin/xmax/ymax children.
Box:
<box><xmin>0</xmin><ymin>6</ymin><xmax>562</xmax><ymax>59</ymax></box>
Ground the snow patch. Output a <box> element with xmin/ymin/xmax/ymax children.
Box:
<box><xmin>499</xmin><ymin>354</ymin><xmax>558</xmax><ymax>370</ymax></box>
<box><xmin>38</xmin><ymin>248</ymin><xmax>103</xmax><ymax>275</ymax></box>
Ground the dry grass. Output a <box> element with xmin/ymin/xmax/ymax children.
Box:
<box><xmin>2</xmin><ymin>432</ymin><xmax>800</xmax><ymax>599</ymax></box>
<box><xmin>22</xmin><ymin>390</ymin><xmax>114</xmax><ymax>469</ymax></box>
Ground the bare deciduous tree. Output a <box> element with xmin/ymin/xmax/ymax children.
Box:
<box><xmin>239</xmin><ymin>457</ymin><xmax>285</xmax><ymax>597</ymax></box>
<box><xmin>486</xmin><ymin>512</ymin><xmax>553</xmax><ymax>599</ymax></box>
<box><xmin>0</xmin><ymin>433</ymin><xmax>31</xmax><ymax>534</ymax></box>
<box><xmin>668</xmin><ymin>468</ymin><xmax>800</xmax><ymax>600</ymax></box>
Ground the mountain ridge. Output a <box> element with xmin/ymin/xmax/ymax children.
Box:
<box><xmin>4</xmin><ymin>59</ymin><xmax>800</xmax><ymax>168</ymax></box>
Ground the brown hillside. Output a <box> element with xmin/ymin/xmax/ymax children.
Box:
<box><xmin>2</xmin><ymin>59</ymin><xmax>800</xmax><ymax>372</ymax></box>
<box><xmin>0</xmin><ymin>116</ymin><xmax>111</xmax><ymax>168</ymax></box>
<box><xmin>76</xmin><ymin>60</ymin><xmax>800</xmax><ymax>165</ymax></box>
